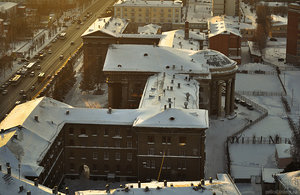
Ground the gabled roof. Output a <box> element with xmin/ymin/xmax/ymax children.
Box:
<box><xmin>133</xmin><ymin>108</ymin><xmax>208</xmax><ymax>129</ymax></box>
<box><xmin>208</xmin><ymin>16</ymin><xmax>242</xmax><ymax>38</ymax></box>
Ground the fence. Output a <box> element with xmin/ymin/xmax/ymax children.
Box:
<box><xmin>236</xmin><ymin>90</ymin><xmax>285</xmax><ymax>96</ymax></box>
<box><xmin>227</xmin><ymin>135</ymin><xmax>291</xmax><ymax>145</ymax></box>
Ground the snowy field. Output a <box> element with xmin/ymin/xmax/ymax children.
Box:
<box><xmin>263</xmin><ymin>38</ymin><xmax>287</xmax><ymax>68</ymax></box>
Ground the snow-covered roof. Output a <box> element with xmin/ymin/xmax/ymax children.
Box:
<box><xmin>258</xmin><ymin>1</ymin><xmax>288</xmax><ymax>7</ymax></box>
<box><xmin>82</xmin><ymin>17</ymin><xmax>129</xmax><ymax>37</ymax></box>
<box><xmin>271</xmin><ymin>15</ymin><xmax>287</xmax><ymax>26</ymax></box>
<box><xmin>276</xmin><ymin>170</ymin><xmax>300</xmax><ymax>194</ymax></box>
<box><xmin>159</xmin><ymin>29</ymin><xmax>205</xmax><ymax>51</ymax></box>
<box><xmin>0</xmin><ymin>170</ymin><xmax>63</xmax><ymax>195</ymax></box>
<box><xmin>262</xmin><ymin>168</ymin><xmax>283</xmax><ymax>184</ymax></box>
<box><xmin>103</xmin><ymin>44</ymin><xmax>236</xmax><ymax>73</ymax></box>
<box><xmin>114</xmin><ymin>0</ymin><xmax>183</xmax><ymax>8</ymax></box>
<box><xmin>275</xmin><ymin>144</ymin><xmax>291</xmax><ymax>159</ymax></box>
<box><xmin>0</xmin><ymin>98</ymin><xmax>140</xmax><ymax>178</ymax></box>
<box><xmin>229</xmin><ymin>144</ymin><xmax>277</xmax><ymax>179</ymax></box>
<box><xmin>248</xmin><ymin>41</ymin><xmax>261</xmax><ymax>57</ymax></box>
<box><xmin>75</xmin><ymin>174</ymin><xmax>241</xmax><ymax>195</ymax></box>
<box><xmin>0</xmin><ymin>2</ymin><xmax>17</xmax><ymax>11</ymax></box>
<box><xmin>82</xmin><ymin>17</ymin><xmax>162</xmax><ymax>39</ymax></box>
<box><xmin>138</xmin><ymin>24</ymin><xmax>161</xmax><ymax>35</ymax></box>
<box><xmin>208</xmin><ymin>16</ymin><xmax>242</xmax><ymax>38</ymax></box>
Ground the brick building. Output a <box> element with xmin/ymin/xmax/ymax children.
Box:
<box><xmin>208</xmin><ymin>17</ymin><xmax>242</xmax><ymax>65</ymax></box>
<box><xmin>286</xmin><ymin>2</ymin><xmax>300</xmax><ymax>65</ymax></box>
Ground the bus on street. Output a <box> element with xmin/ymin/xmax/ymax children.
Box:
<box><xmin>11</xmin><ymin>74</ymin><xmax>22</xmax><ymax>86</ymax></box>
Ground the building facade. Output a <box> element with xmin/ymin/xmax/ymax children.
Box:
<box><xmin>286</xmin><ymin>2</ymin><xmax>300</xmax><ymax>65</ymax></box>
<box><xmin>212</xmin><ymin>0</ymin><xmax>239</xmax><ymax>16</ymax></box>
<box><xmin>113</xmin><ymin>0</ymin><xmax>182</xmax><ymax>25</ymax></box>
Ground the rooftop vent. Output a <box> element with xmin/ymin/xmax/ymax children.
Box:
<box><xmin>144</xmin><ymin>186</ymin><xmax>149</xmax><ymax>192</ymax></box>
<box><xmin>173</xmin><ymin>74</ymin><xmax>175</xmax><ymax>79</ymax></box>
<box><xmin>34</xmin><ymin>178</ymin><xmax>38</xmax><ymax>187</ymax></box>
<box><xmin>19</xmin><ymin>186</ymin><xmax>24</xmax><ymax>192</ymax></box>
<box><xmin>191</xmin><ymin>183</ymin><xmax>194</xmax><ymax>186</ymax></box>
<box><xmin>164</xmin><ymin>180</ymin><xmax>167</xmax><ymax>187</ymax></box>
<box><xmin>107</xmin><ymin>107</ymin><xmax>112</xmax><ymax>114</ymax></box>
<box><xmin>169</xmin><ymin>103</ymin><xmax>171</xmax><ymax>108</ymax></box>
<box><xmin>168</xmin><ymin>98</ymin><xmax>172</xmax><ymax>102</ymax></box>
<box><xmin>172</xmin><ymin>65</ymin><xmax>175</xmax><ymax>69</ymax></box>
<box><xmin>201</xmin><ymin>179</ymin><xmax>205</xmax><ymax>185</ymax></box>
<box><xmin>209</xmin><ymin>177</ymin><xmax>213</xmax><ymax>183</ymax></box>
<box><xmin>117</xmin><ymin>64</ymin><xmax>122</xmax><ymax>68</ymax></box>
<box><xmin>156</xmin><ymin>186</ymin><xmax>162</xmax><ymax>190</ymax></box>
<box><xmin>138</xmin><ymin>181</ymin><xmax>141</xmax><ymax>188</ymax></box>
<box><xmin>34</xmin><ymin>115</ymin><xmax>39</xmax><ymax>122</ymax></box>
<box><xmin>166</xmin><ymin>65</ymin><xmax>170</xmax><ymax>69</ymax></box>
<box><xmin>144</xmin><ymin>53</ymin><xmax>148</xmax><ymax>56</ymax></box>
<box><xmin>170</xmin><ymin>86</ymin><xmax>173</xmax><ymax>91</ymax></box>
<box><xmin>13</xmin><ymin>134</ymin><xmax>18</xmax><ymax>140</ymax></box>
<box><xmin>164</xmin><ymin>105</ymin><xmax>167</xmax><ymax>110</ymax></box>
<box><xmin>27</xmin><ymin>191</ymin><xmax>31</xmax><ymax>195</ymax></box>
<box><xmin>66</xmin><ymin>110</ymin><xmax>70</xmax><ymax>115</ymax></box>
<box><xmin>6</xmin><ymin>162</ymin><xmax>10</xmax><ymax>167</ymax></box>
<box><xmin>7</xmin><ymin>166</ymin><xmax>11</xmax><ymax>175</ymax></box>
<box><xmin>52</xmin><ymin>186</ymin><xmax>58</xmax><ymax>194</ymax></box>
<box><xmin>178</xmin><ymin>83</ymin><xmax>181</xmax><ymax>88</ymax></box>
<box><xmin>169</xmin><ymin>116</ymin><xmax>175</xmax><ymax>121</ymax></box>
<box><xmin>171</xmin><ymin>80</ymin><xmax>174</xmax><ymax>84</ymax></box>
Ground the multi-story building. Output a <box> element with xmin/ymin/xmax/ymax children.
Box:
<box><xmin>286</xmin><ymin>2</ymin><xmax>300</xmax><ymax>65</ymax></box>
<box><xmin>208</xmin><ymin>16</ymin><xmax>242</xmax><ymax>65</ymax></box>
<box><xmin>212</xmin><ymin>0</ymin><xmax>239</xmax><ymax>17</ymax></box>
<box><xmin>113</xmin><ymin>0</ymin><xmax>182</xmax><ymax>25</ymax></box>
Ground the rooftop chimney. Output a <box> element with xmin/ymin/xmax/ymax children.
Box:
<box><xmin>201</xmin><ymin>179</ymin><xmax>205</xmax><ymax>185</ymax></box>
<box><xmin>107</xmin><ymin>107</ymin><xmax>112</xmax><ymax>114</ymax></box>
<box><xmin>34</xmin><ymin>178</ymin><xmax>38</xmax><ymax>186</ymax></box>
<box><xmin>52</xmin><ymin>186</ymin><xmax>58</xmax><ymax>194</ymax></box>
<box><xmin>173</xmin><ymin>74</ymin><xmax>175</xmax><ymax>79</ymax></box>
<box><xmin>27</xmin><ymin>191</ymin><xmax>31</xmax><ymax>195</ymax></box>
<box><xmin>184</xmin><ymin>21</ymin><xmax>189</xmax><ymax>40</ymax></box>
<box><xmin>19</xmin><ymin>186</ymin><xmax>24</xmax><ymax>192</ymax></box>
<box><xmin>7</xmin><ymin>166</ymin><xmax>11</xmax><ymax>175</ymax></box>
<box><xmin>65</xmin><ymin>187</ymin><xmax>69</xmax><ymax>195</ymax></box>
<box><xmin>164</xmin><ymin>180</ymin><xmax>167</xmax><ymax>187</ymax></box>
<box><xmin>178</xmin><ymin>83</ymin><xmax>181</xmax><ymax>88</ymax></box>
<box><xmin>106</xmin><ymin>184</ymin><xmax>110</xmax><ymax>193</ymax></box>
<box><xmin>34</xmin><ymin>115</ymin><xmax>39</xmax><ymax>122</ymax></box>
<box><xmin>0</xmin><ymin>164</ymin><xmax>2</xmax><ymax>171</ymax></box>
<box><xmin>170</xmin><ymin>86</ymin><xmax>173</xmax><ymax>91</ymax></box>
<box><xmin>164</xmin><ymin>105</ymin><xmax>167</xmax><ymax>110</ymax></box>
<box><xmin>184</xmin><ymin>102</ymin><xmax>188</xmax><ymax>109</ymax></box>
<box><xmin>169</xmin><ymin>103</ymin><xmax>171</xmax><ymax>108</ymax></box>
<box><xmin>138</xmin><ymin>181</ymin><xmax>141</xmax><ymax>188</ymax></box>
<box><xmin>66</xmin><ymin>110</ymin><xmax>70</xmax><ymax>115</ymax></box>
<box><xmin>209</xmin><ymin>177</ymin><xmax>213</xmax><ymax>183</ymax></box>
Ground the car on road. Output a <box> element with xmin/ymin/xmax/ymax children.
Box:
<box><xmin>70</xmin><ymin>41</ymin><xmax>74</xmax><ymax>45</ymax></box>
<box><xmin>36</xmin><ymin>65</ymin><xmax>41</xmax><ymax>70</ymax></box>
<box><xmin>48</xmin><ymin>49</ymin><xmax>52</xmax><ymax>54</ymax></box>
<box><xmin>19</xmin><ymin>90</ymin><xmax>25</xmax><ymax>95</ymax></box>
<box><xmin>30</xmin><ymin>85</ymin><xmax>35</xmax><ymax>91</ymax></box>
<box><xmin>2</xmin><ymin>89</ymin><xmax>8</xmax><ymax>95</ymax></box>
<box><xmin>30</xmin><ymin>71</ymin><xmax>35</xmax><ymax>77</ymax></box>
<box><xmin>59</xmin><ymin>54</ymin><xmax>64</xmax><ymax>60</ymax></box>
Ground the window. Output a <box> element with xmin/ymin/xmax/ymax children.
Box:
<box><xmin>162</xmin><ymin>136</ymin><xmax>171</xmax><ymax>144</ymax></box>
<box><xmin>92</xmin><ymin>129</ymin><xmax>97</xmax><ymax>136</ymax></box>
<box><xmin>104</xmin><ymin>164</ymin><xmax>109</xmax><ymax>172</ymax></box>
<box><xmin>151</xmin><ymin>160</ymin><xmax>155</xmax><ymax>169</ymax></box>
<box><xmin>179</xmin><ymin>136</ymin><xmax>186</xmax><ymax>146</ymax></box>
<box><xmin>103</xmin><ymin>141</ymin><xmax>108</xmax><ymax>147</ymax></box>
<box><xmin>80</xmin><ymin>128</ymin><xmax>86</xmax><ymax>135</ymax></box>
<box><xmin>179</xmin><ymin>150</ymin><xmax>186</xmax><ymax>156</ymax></box>
<box><xmin>148</xmin><ymin>148</ymin><xmax>155</xmax><ymax>155</ymax></box>
<box><xmin>148</xmin><ymin>136</ymin><xmax>155</xmax><ymax>144</ymax></box>
<box><xmin>127</xmin><ymin>129</ymin><xmax>132</xmax><ymax>137</ymax></box>
<box><xmin>116</xmin><ymin>165</ymin><xmax>120</xmax><ymax>172</ymax></box>
<box><xmin>93</xmin><ymin>152</ymin><xmax>98</xmax><ymax>160</ymax></box>
<box><xmin>127</xmin><ymin>165</ymin><xmax>133</xmax><ymax>173</ymax></box>
<box><xmin>69</xmin><ymin>152</ymin><xmax>75</xmax><ymax>159</ymax></box>
<box><xmin>92</xmin><ymin>164</ymin><xmax>97</xmax><ymax>171</ymax></box>
<box><xmin>115</xmin><ymin>141</ymin><xmax>120</xmax><ymax>147</ymax></box>
<box><xmin>146</xmin><ymin>160</ymin><xmax>151</xmax><ymax>168</ymax></box>
<box><xmin>115</xmin><ymin>152</ymin><xmax>121</xmax><ymax>160</ymax></box>
<box><xmin>69</xmin><ymin>139</ymin><xmax>74</xmax><ymax>146</ymax></box>
<box><xmin>178</xmin><ymin>160</ymin><xmax>187</xmax><ymax>170</ymax></box>
<box><xmin>127</xmin><ymin>141</ymin><xmax>132</xmax><ymax>148</ymax></box>
<box><xmin>70</xmin><ymin>163</ymin><xmax>74</xmax><ymax>171</ymax></box>
<box><xmin>193</xmin><ymin>148</ymin><xmax>198</xmax><ymax>156</ymax></box>
<box><xmin>115</xmin><ymin>129</ymin><xmax>120</xmax><ymax>136</ymax></box>
<box><xmin>69</xmin><ymin>127</ymin><xmax>74</xmax><ymax>135</ymax></box>
<box><xmin>127</xmin><ymin>153</ymin><xmax>132</xmax><ymax>161</ymax></box>
<box><xmin>104</xmin><ymin>151</ymin><xmax>109</xmax><ymax>160</ymax></box>
<box><xmin>104</xmin><ymin>129</ymin><xmax>109</xmax><ymax>136</ymax></box>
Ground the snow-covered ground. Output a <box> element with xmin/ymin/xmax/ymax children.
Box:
<box><xmin>263</xmin><ymin>38</ymin><xmax>287</xmax><ymax>68</ymax></box>
<box><xmin>63</xmin><ymin>55</ymin><xmax>108</xmax><ymax>108</ymax></box>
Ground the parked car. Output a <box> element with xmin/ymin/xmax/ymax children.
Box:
<box><xmin>240</xmin><ymin>100</ymin><xmax>247</xmax><ymax>106</ymax></box>
<box><xmin>19</xmin><ymin>89</ymin><xmax>25</xmax><ymax>95</ymax></box>
<box><xmin>59</xmin><ymin>54</ymin><xmax>64</xmax><ymax>60</ymax></box>
<box><xmin>2</xmin><ymin>89</ymin><xmax>8</xmax><ymax>95</ymax></box>
<box><xmin>30</xmin><ymin>71</ymin><xmax>35</xmax><ymax>77</ymax></box>
<box><xmin>36</xmin><ymin>65</ymin><xmax>41</xmax><ymax>70</ymax></box>
<box><xmin>247</xmin><ymin>104</ymin><xmax>254</xmax><ymax>110</ymax></box>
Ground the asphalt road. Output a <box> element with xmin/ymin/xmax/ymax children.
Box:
<box><xmin>0</xmin><ymin>0</ymin><xmax>114</xmax><ymax>122</ymax></box>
